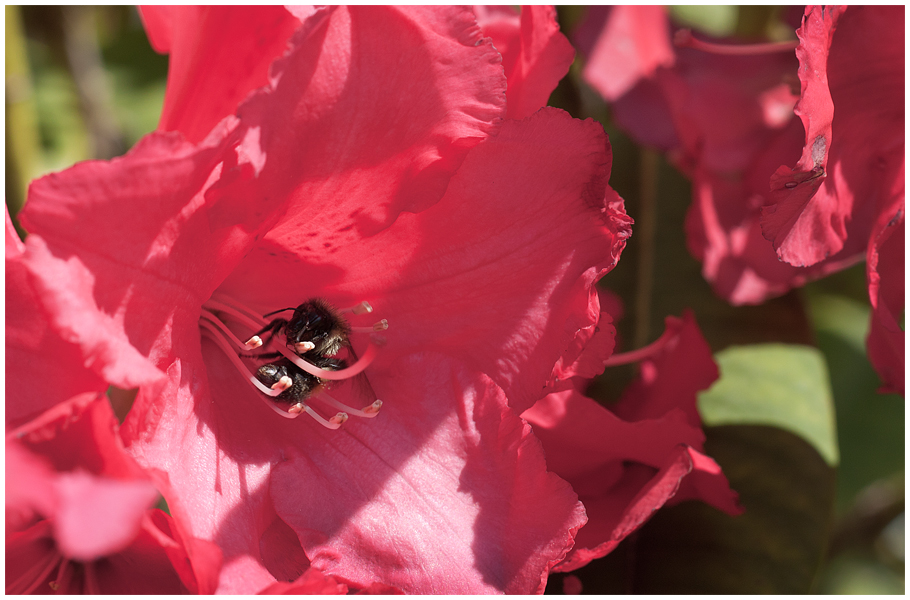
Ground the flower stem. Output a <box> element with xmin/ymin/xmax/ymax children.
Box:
<box><xmin>633</xmin><ymin>148</ymin><xmax>659</xmax><ymax>349</ymax></box>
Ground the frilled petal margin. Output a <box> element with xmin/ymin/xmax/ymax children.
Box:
<box><xmin>17</xmin><ymin>129</ymin><xmax>253</xmax><ymax>391</ymax></box>
<box><xmin>764</xmin><ymin>6</ymin><xmax>904</xmax><ymax>268</ymax></box>
<box><xmin>475</xmin><ymin>5</ymin><xmax>576</xmax><ymax>120</ymax></box>
<box><xmin>762</xmin><ymin>6</ymin><xmax>845</xmax><ymax>266</ymax></box>
<box><xmin>139</xmin><ymin>5</ymin><xmax>301</xmax><ymax>144</ymax></box>
<box><xmin>523</xmin><ymin>314</ymin><xmax>741</xmax><ymax>572</ymax></box>
<box><xmin>6</xmin><ymin>208</ymin><xmax>106</xmax><ymax>427</ymax></box>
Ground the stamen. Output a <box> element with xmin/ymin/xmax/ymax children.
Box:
<box><xmin>201</xmin><ymin>295</ymin><xmax>383</xmax><ymax>427</ymax></box>
<box><xmin>199</xmin><ymin>321</ymin><xmax>289</xmax><ymax>399</ymax></box>
<box><xmin>271</xmin><ymin>376</ymin><xmax>294</xmax><ymax>392</ymax></box>
<box><xmin>351</xmin><ymin>319</ymin><xmax>388</xmax><ymax>333</ymax></box>
<box><xmin>338</xmin><ymin>301</ymin><xmax>373</xmax><ymax>315</ymax></box>
<box><xmin>200</xmin><ymin>319</ymin><xmax>348</xmax><ymax>427</ymax></box>
<box><xmin>288</xmin><ymin>404</ymin><xmax>346</xmax><ymax>429</ymax></box>
<box><xmin>275</xmin><ymin>342</ymin><xmax>379</xmax><ymax>381</ymax></box>
<box><xmin>318</xmin><ymin>392</ymin><xmax>383</xmax><ymax>419</ymax></box>
<box><xmin>200</xmin><ymin>308</ymin><xmax>255</xmax><ymax>351</ymax></box>
<box><xmin>674</xmin><ymin>29</ymin><xmax>799</xmax><ymax>55</ymax></box>
<box><xmin>204</xmin><ymin>299</ymin><xmax>267</xmax><ymax>335</ymax></box>
<box><xmin>208</xmin><ymin>294</ymin><xmax>269</xmax><ymax>322</ymax></box>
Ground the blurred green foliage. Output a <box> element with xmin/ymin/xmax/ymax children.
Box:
<box><xmin>7</xmin><ymin>4</ymin><xmax>903</xmax><ymax>595</ymax></box>
<box><xmin>6</xmin><ymin>6</ymin><xmax>166</xmax><ymax>229</ymax></box>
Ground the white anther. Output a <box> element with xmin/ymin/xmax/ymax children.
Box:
<box><xmin>340</xmin><ymin>301</ymin><xmax>373</xmax><ymax>315</ymax></box>
<box><xmin>329</xmin><ymin>412</ymin><xmax>349</xmax><ymax>425</ymax></box>
<box><xmin>294</xmin><ymin>341</ymin><xmax>316</xmax><ymax>353</ymax></box>
<box><xmin>271</xmin><ymin>376</ymin><xmax>293</xmax><ymax>392</ymax></box>
<box><xmin>351</xmin><ymin>319</ymin><xmax>388</xmax><ymax>334</ymax></box>
<box><xmin>245</xmin><ymin>335</ymin><xmax>263</xmax><ymax>349</ymax></box>
<box><xmin>317</xmin><ymin>392</ymin><xmax>382</xmax><ymax>419</ymax></box>
<box><xmin>364</xmin><ymin>399</ymin><xmax>383</xmax><ymax>415</ymax></box>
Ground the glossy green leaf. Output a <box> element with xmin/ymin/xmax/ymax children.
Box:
<box><xmin>698</xmin><ymin>344</ymin><xmax>839</xmax><ymax>466</ymax></box>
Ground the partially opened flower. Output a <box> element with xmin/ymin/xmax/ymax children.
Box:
<box><xmin>17</xmin><ymin>6</ymin><xmax>632</xmax><ymax>593</ymax></box>
<box><xmin>5</xmin><ymin>393</ymin><xmax>222</xmax><ymax>594</ymax></box>
<box><xmin>523</xmin><ymin>313</ymin><xmax>741</xmax><ymax>571</ymax></box>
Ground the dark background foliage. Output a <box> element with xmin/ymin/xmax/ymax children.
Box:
<box><xmin>5</xmin><ymin>5</ymin><xmax>903</xmax><ymax>594</ymax></box>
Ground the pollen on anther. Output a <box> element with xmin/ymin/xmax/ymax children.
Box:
<box><xmin>271</xmin><ymin>376</ymin><xmax>293</xmax><ymax>392</ymax></box>
<box><xmin>294</xmin><ymin>341</ymin><xmax>316</xmax><ymax>352</ymax></box>
<box><xmin>245</xmin><ymin>335</ymin><xmax>263</xmax><ymax>349</ymax></box>
<box><xmin>329</xmin><ymin>412</ymin><xmax>349</xmax><ymax>425</ymax></box>
<box><xmin>364</xmin><ymin>399</ymin><xmax>383</xmax><ymax>414</ymax></box>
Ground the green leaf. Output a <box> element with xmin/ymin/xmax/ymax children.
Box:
<box><xmin>698</xmin><ymin>344</ymin><xmax>839</xmax><ymax>466</ymax></box>
<box><xmin>670</xmin><ymin>5</ymin><xmax>739</xmax><ymax>37</ymax></box>
<box><xmin>805</xmin><ymin>281</ymin><xmax>905</xmax><ymax>511</ymax></box>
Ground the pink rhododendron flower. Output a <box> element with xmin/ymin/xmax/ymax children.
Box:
<box><xmin>524</xmin><ymin>313</ymin><xmax>741</xmax><ymax>571</ymax></box>
<box><xmin>17</xmin><ymin>6</ymin><xmax>632</xmax><ymax>593</ymax></box>
<box><xmin>577</xmin><ymin>5</ymin><xmax>904</xmax><ymax>392</ymax></box>
<box><xmin>5</xmin><ymin>393</ymin><xmax>222</xmax><ymax>594</ymax></box>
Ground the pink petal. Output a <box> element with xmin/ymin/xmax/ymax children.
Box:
<box><xmin>10</xmin><ymin>392</ymin><xmax>149</xmax><ymax>480</ymax></box>
<box><xmin>866</xmin><ymin>169</ymin><xmax>905</xmax><ymax>394</ymax></box>
<box><xmin>525</xmin><ymin>386</ymin><xmax>742</xmax><ymax>571</ymax></box>
<box><xmin>576</xmin><ymin>6</ymin><xmax>674</xmax><ymax>102</ymax></box>
<box><xmin>53</xmin><ymin>472</ymin><xmax>159</xmax><ymax>560</ymax></box>
<box><xmin>6</xmin><ymin>209</ymin><xmax>106</xmax><ymax>427</ymax></box>
<box><xmin>231</xmin><ymin>6</ymin><xmax>507</xmax><ymax>239</ymax></box>
<box><xmin>612</xmin><ymin>312</ymin><xmax>717</xmax><ymax>427</ymax></box>
<box><xmin>5</xmin><ymin>395</ymin><xmax>222</xmax><ymax>593</ymax></box>
<box><xmin>762</xmin><ymin>6</ymin><xmax>846</xmax><ymax>266</ymax></box>
<box><xmin>5</xmin><ymin>441</ymin><xmax>58</xmax><ymax>532</ymax></box>
<box><xmin>142</xmin><ymin>509</ymin><xmax>224</xmax><ymax>595</ymax></box>
<box><xmin>477</xmin><ymin>6</ymin><xmax>575</xmax><ymax>120</ymax></box>
<box><xmin>269</xmin><ymin>353</ymin><xmax>586</xmax><ymax>594</ymax></box>
<box><xmin>18</xmin><ymin>236</ymin><xmax>165</xmax><ymax>391</ymax></box>
<box><xmin>763</xmin><ymin>6</ymin><xmax>905</xmax><ymax>268</ymax></box>
<box><xmin>139</xmin><ymin>6</ymin><xmax>301</xmax><ymax>143</ymax></box>
<box><xmin>258</xmin><ymin>568</ymin><xmax>348</xmax><ymax>594</ymax></box>
<box><xmin>523</xmin><ymin>315</ymin><xmax>740</xmax><ymax>571</ymax></box>
<box><xmin>17</xmin><ymin>129</ymin><xmax>282</xmax><ymax>388</ymax></box>
<box><xmin>219</xmin><ymin>108</ymin><xmax>631</xmax><ymax>414</ymax></box>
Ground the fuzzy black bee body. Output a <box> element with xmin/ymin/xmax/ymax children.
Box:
<box><xmin>251</xmin><ymin>299</ymin><xmax>357</xmax><ymax>406</ymax></box>
<box><xmin>255</xmin><ymin>355</ymin><xmax>346</xmax><ymax>404</ymax></box>
<box><xmin>256</xmin><ymin>298</ymin><xmax>351</xmax><ymax>358</ymax></box>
